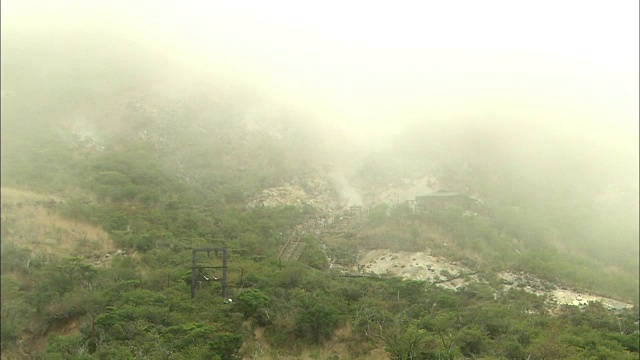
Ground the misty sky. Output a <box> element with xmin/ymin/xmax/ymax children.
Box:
<box><xmin>2</xmin><ymin>0</ymin><xmax>639</xmax><ymax>148</ymax></box>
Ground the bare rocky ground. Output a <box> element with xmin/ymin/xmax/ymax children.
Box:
<box><xmin>247</xmin><ymin>176</ymin><xmax>342</xmax><ymax>213</ymax></box>
<box><xmin>357</xmin><ymin>249</ymin><xmax>634</xmax><ymax>311</ymax></box>
<box><xmin>357</xmin><ymin>249</ymin><xmax>479</xmax><ymax>290</ymax></box>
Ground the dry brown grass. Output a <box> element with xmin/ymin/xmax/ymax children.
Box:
<box><xmin>1</xmin><ymin>187</ymin><xmax>114</xmax><ymax>261</ymax></box>
<box><xmin>240</xmin><ymin>322</ymin><xmax>388</xmax><ymax>360</ymax></box>
<box><xmin>1</xmin><ymin>186</ymin><xmax>62</xmax><ymax>203</ymax></box>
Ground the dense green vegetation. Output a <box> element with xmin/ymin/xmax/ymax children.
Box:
<box><xmin>2</xmin><ymin>248</ymin><xmax>638</xmax><ymax>359</ymax></box>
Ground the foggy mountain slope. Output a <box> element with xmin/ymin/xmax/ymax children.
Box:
<box><xmin>2</xmin><ymin>2</ymin><xmax>639</xmax><ymax>358</ymax></box>
<box><xmin>0</xmin><ymin>29</ymin><xmax>369</xmax><ymax>215</ymax></box>
<box><xmin>0</xmin><ymin>77</ymin><xmax>356</xmax><ymax>358</ymax></box>
<box><xmin>2</xmin><ymin>28</ymin><xmax>637</xmax><ymax>302</ymax></box>
<box><xmin>0</xmin><ymin>26</ymin><xmax>360</xmax><ymax>200</ymax></box>
<box><xmin>1</xmin><ymin>77</ymin><xmax>333</xmax><ymax>198</ymax></box>
<box><xmin>336</xmin><ymin>119</ymin><xmax>639</xmax><ymax>303</ymax></box>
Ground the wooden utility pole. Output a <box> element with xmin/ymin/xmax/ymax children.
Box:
<box><xmin>88</xmin><ymin>314</ymin><xmax>97</xmax><ymax>354</ymax></box>
<box><xmin>191</xmin><ymin>247</ymin><xmax>228</xmax><ymax>299</ymax></box>
<box><xmin>222</xmin><ymin>248</ymin><xmax>228</xmax><ymax>298</ymax></box>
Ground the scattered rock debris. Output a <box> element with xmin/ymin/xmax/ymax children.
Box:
<box><xmin>357</xmin><ymin>249</ymin><xmax>634</xmax><ymax>311</ymax></box>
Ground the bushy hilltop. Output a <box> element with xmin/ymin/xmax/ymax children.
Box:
<box><xmin>2</xmin><ymin>59</ymin><xmax>639</xmax><ymax>358</ymax></box>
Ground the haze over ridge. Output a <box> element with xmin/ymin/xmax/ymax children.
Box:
<box><xmin>3</xmin><ymin>0</ymin><xmax>638</xmax><ymax>148</ymax></box>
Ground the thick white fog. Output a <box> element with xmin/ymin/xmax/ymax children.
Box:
<box><xmin>2</xmin><ymin>0</ymin><xmax>638</xmax><ymax>207</ymax></box>
<box><xmin>3</xmin><ymin>0</ymin><xmax>638</xmax><ymax>144</ymax></box>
